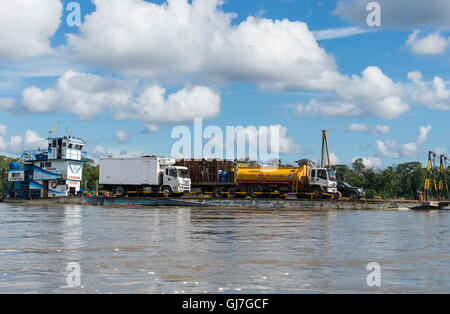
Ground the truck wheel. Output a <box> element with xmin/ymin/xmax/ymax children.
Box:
<box><xmin>312</xmin><ymin>187</ymin><xmax>322</xmax><ymax>200</ymax></box>
<box><xmin>227</xmin><ymin>188</ymin><xmax>237</xmax><ymax>199</ymax></box>
<box><xmin>249</xmin><ymin>185</ymin><xmax>263</xmax><ymax>198</ymax></box>
<box><xmin>349</xmin><ymin>191</ymin><xmax>358</xmax><ymax>201</ymax></box>
<box><xmin>115</xmin><ymin>186</ymin><xmax>125</xmax><ymax>196</ymax></box>
<box><xmin>213</xmin><ymin>187</ymin><xmax>226</xmax><ymax>199</ymax></box>
<box><xmin>162</xmin><ymin>186</ymin><xmax>172</xmax><ymax>197</ymax></box>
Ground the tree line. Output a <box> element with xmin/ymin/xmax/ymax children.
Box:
<box><xmin>333</xmin><ymin>158</ymin><xmax>449</xmax><ymax>200</ymax></box>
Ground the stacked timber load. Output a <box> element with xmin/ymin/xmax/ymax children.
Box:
<box><xmin>175</xmin><ymin>159</ymin><xmax>235</xmax><ymax>184</ymax></box>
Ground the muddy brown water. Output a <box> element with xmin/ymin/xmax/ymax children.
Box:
<box><xmin>0</xmin><ymin>203</ymin><xmax>448</xmax><ymax>293</ymax></box>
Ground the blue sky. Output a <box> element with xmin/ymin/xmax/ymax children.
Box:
<box><xmin>0</xmin><ymin>0</ymin><xmax>449</xmax><ymax>167</ymax></box>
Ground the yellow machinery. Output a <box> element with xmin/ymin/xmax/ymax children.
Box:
<box><xmin>424</xmin><ymin>151</ymin><xmax>450</xmax><ymax>201</ymax></box>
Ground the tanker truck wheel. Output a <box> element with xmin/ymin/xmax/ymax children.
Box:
<box><xmin>249</xmin><ymin>185</ymin><xmax>263</xmax><ymax>198</ymax></box>
<box><xmin>227</xmin><ymin>187</ymin><xmax>237</xmax><ymax>199</ymax></box>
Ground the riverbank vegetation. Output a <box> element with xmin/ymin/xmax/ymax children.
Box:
<box><xmin>334</xmin><ymin>159</ymin><xmax>449</xmax><ymax>200</ymax></box>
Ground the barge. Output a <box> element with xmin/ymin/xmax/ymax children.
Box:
<box><xmin>2</xmin><ymin>196</ymin><xmax>445</xmax><ymax>211</ymax></box>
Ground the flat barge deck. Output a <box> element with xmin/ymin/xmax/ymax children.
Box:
<box><xmin>3</xmin><ymin>197</ymin><xmax>447</xmax><ymax>211</ymax></box>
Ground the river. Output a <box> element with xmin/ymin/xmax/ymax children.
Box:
<box><xmin>0</xmin><ymin>203</ymin><xmax>448</xmax><ymax>293</ymax></box>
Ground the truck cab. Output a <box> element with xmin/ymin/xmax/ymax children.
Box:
<box><xmin>309</xmin><ymin>168</ymin><xmax>338</xmax><ymax>196</ymax></box>
<box><xmin>162</xmin><ymin>166</ymin><xmax>191</xmax><ymax>194</ymax></box>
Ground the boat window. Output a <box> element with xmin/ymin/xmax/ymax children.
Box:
<box><xmin>68</xmin><ymin>144</ymin><xmax>73</xmax><ymax>149</ymax></box>
<box><xmin>311</xmin><ymin>169</ymin><xmax>316</xmax><ymax>177</ymax></box>
<box><xmin>40</xmin><ymin>162</ymin><xmax>45</xmax><ymax>168</ymax></box>
<box><xmin>63</xmin><ymin>142</ymin><xmax>66</xmax><ymax>147</ymax></box>
<box><xmin>45</xmin><ymin>162</ymin><xmax>52</xmax><ymax>168</ymax></box>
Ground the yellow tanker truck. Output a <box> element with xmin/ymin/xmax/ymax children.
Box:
<box><xmin>234</xmin><ymin>164</ymin><xmax>338</xmax><ymax>199</ymax></box>
<box><xmin>176</xmin><ymin>159</ymin><xmax>338</xmax><ymax>199</ymax></box>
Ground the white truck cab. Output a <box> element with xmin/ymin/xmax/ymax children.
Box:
<box><xmin>162</xmin><ymin>166</ymin><xmax>191</xmax><ymax>193</ymax></box>
<box><xmin>309</xmin><ymin>168</ymin><xmax>338</xmax><ymax>194</ymax></box>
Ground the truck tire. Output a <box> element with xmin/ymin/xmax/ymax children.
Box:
<box><xmin>161</xmin><ymin>186</ymin><xmax>172</xmax><ymax>197</ymax></box>
<box><xmin>213</xmin><ymin>187</ymin><xmax>226</xmax><ymax>199</ymax></box>
<box><xmin>249</xmin><ymin>185</ymin><xmax>263</xmax><ymax>198</ymax></box>
<box><xmin>115</xmin><ymin>186</ymin><xmax>125</xmax><ymax>196</ymax></box>
<box><xmin>349</xmin><ymin>191</ymin><xmax>358</xmax><ymax>201</ymax></box>
<box><xmin>312</xmin><ymin>187</ymin><xmax>322</xmax><ymax>200</ymax></box>
<box><xmin>227</xmin><ymin>187</ymin><xmax>237</xmax><ymax>199</ymax></box>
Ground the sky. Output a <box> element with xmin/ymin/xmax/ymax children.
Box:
<box><xmin>0</xmin><ymin>0</ymin><xmax>449</xmax><ymax>168</ymax></box>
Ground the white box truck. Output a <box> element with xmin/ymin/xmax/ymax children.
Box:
<box><xmin>99</xmin><ymin>157</ymin><xmax>191</xmax><ymax>196</ymax></box>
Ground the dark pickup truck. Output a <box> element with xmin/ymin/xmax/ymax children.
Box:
<box><xmin>337</xmin><ymin>181</ymin><xmax>365</xmax><ymax>200</ymax></box>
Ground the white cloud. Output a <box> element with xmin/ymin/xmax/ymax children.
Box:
<box><xmin>144</xmin><ymin>124</ymin><xmax>160</xmax><ymax>133</ymax></box>
<box><xmin>234</xmin><ymin>125</ymin><xmax>301</xmax><ymax>156</ymax></box>
<box><xmin>20</xmin><ymin>71</ymin><xmax>221</xmax><ymax>129</ymax></box>
<box><xmin>329</xmin><ymin>152</ymin><xmax>341</xmax><ymax>165</ymax></box>
<box><xmin>0</xmin><ymin>98</ymin><xmax>16</xmax><ymax>110</ymax></box>
<box><xmin>0</xmin><ymin>137</ymin><xmax>7</xmax><ymax>152</ymax></box>
<box><xmin>5</xmin><ymin>0</ymin><xmax>442</xmax><ymax>123</ymax></box>
<box><xmin>114</xmin><ymin>85</ymin><xmax>221</xmax><ymax>128</ymax></box>
<box><xmin>376</xmin><ymin>125</ymin><xmax>432</xmax><ymax>158</ymax></box>
<box><xmin>274</xmin><ymin>125</ymin><xmax>301</xmax><ymax>155</ymax></box>
<box><xmin>0</xmin><ymin>129</ymin><xmax>47</xmax><ymax>155</ymax></box>
<box><xmin>346</xmin><ymin>123</ymin><xmax>390</xmax><ymax>134</ymax></box>
<box><xmin>434</xmin><ymin>147</ymin><xmax>448</xmax><ymax>156</ymax></box>
<box><xmin>22</xmin><ymin>71</ymin><xmax>134</xmax><ymax>119</ymax></box>
<box><xmin>408</xmin><ymin>71</ymin><xmax>450</xmax><ymax>110</ymax></box>
<box><xmin>67</xmin><ymin>0</ymin><xmax>339</xmax><ymax>91</ymax></box>
<box><xmin>296</xmin><ymin>66</ymin><xmax>409</xmax><ymax>119</ymax></box>
<box><xmin>0</xmin><ymin>0</ymin><xmax>62</xmax><ymax>61</ymax></box>
<box><xmin>406</xmin><ymin>31</ymin><xmax>449</xmax><ymax>55</ymax></box>
<box><xmin>352</xmin><ymin>156</ymin><xmax>382</xmax><ymax>168</ymax></box>
<box><xmin>196</xmin><ymin>124</ymin><xmax>301</xmax><ymax>160</ymax></box>
<box><xmin>334</xmin><ymin>0</ymin><xmax>450</xmax><ymax>30</ymax></box>
<box><xmin>0</xmin><ymin>124</ymin><xmax>7</xmax><ymax>136</ymax></box>
<box><xmin>115</xmin><ymin>129</ymin><xmax>132</xmax><ymax>144</ymax></box>
<box><xmin>313</xmin><ymin>26</ymin><xmax>373</xmax><ymax>40</ymax></box>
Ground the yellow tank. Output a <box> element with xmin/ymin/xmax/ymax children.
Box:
<box><xmin>237</xmin><ymin>165</ymin><xmax>308</xmax><ymax>186</ymax></box>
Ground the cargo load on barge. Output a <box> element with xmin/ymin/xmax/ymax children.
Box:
<box><xmin>174</xmin><ymin>159</ymin><xmax>338</xmax><ymax>199</ymax></box>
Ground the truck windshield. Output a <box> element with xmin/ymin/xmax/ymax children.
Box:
<box><xmin>178</xmin><ymin>169</ymin><xmax>190</xmax><ymax>179</ymax></box>
<box><xmin>327</xmin><ymin>169</ymin><xmax>337</xmax><ymax>182</ymax></box>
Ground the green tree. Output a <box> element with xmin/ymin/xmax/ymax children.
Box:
<box><xmin>82</xmin><ymin>159</ymin><xmax>99</xmax><ymax>191</ymax></box>
<box><xmin>0</xmin><ymin>155</ymin><xmax>20</xmax><ymax>194</ymax></box>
